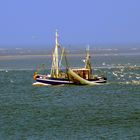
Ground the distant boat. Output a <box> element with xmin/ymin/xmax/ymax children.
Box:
<box><xmin>33</xmin><ymin>31</ymin><xmax>107</xmax><ymax>86</ymax></box>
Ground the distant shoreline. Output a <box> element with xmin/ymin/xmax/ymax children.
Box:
<box><xmin>0</xmin><ymin>47</ymin><xmax>140</xmax><ymax>59</ymax></box>
<box><xmin>0</xmin><ymin>52</ymin><xmax>140</xmax><ymax>61</ymax></box>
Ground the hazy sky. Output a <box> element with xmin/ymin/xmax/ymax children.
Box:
<box><xmin>0</xmin><ymin>0</ymin><xmax>140</xmax><ymax>47</ymax></box>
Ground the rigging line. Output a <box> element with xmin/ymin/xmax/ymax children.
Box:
<box><xmin>59</xmin><ymin>47</ymin><xmax>65</xmax><ymax>68</ymax></box>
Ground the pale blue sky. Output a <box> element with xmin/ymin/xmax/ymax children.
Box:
<box><xmin>0</xmin><ymin>0</ymin><xmax>140</xmax><ymax>47</ymax></box>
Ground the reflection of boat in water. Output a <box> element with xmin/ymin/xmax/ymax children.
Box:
<box><xmin>33</xmin><ymin>31</ymin><xmax>107</xmax><ymax>86</ymax></box>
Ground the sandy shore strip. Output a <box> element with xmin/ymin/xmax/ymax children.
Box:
<box><xmin>1</xmin><ymin>52</ymin><xmax>140</xmax><ymax>61</ymax></box>
<box><xmin>0</xmin><ymin>54</ymin><xmax>88</xmax><ymax>61</ymax></box>
<box><xmin>0</xmin><ymin>55</ymin><xmax>52</xmax><ymax>60</ymax></box>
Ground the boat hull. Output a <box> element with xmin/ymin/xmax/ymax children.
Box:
<box><xmin>34</xmin><ymin>74</ymin><xmax>107</xmax><ymax>86</ymax></box>
<box><xmin>36</xmin><ymin>77</ymin><xmax>74</xmax><ymax>85</ymax></box>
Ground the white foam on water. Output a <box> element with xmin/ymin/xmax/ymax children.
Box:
<box><xmin>10</xmin><ymin>80</ymin><xmax>14</xmax><ymax>83</ymax></box>
<box><xmin>112</xmin><ymin>72</ymin><xmax>118</xmax><ymax>77</ymax></box>
<box><xmin>32</xmin><ymin>82</ymin><xmax>51</xmax><ymax>86</ymax></box>
<box><xmin>136</xmin><ymin>77</ymin><xmax>140</xmax><ymax>79</ymax></box>
<box><xmin>120</xmin><ymin>75</ymin><xmax>124</xmax><ymax>77</ymax></box>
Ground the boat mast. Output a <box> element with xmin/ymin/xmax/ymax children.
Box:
<box><xmin>53</xmin><ymin>30</ymin><xmax>60</xmax><ymax>78</ymax></box>
<box><xmin>85</xmin><ymin>46</ymin><xmax>92</xmax><ymax>77</ymax></box>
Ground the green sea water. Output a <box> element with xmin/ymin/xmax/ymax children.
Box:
<box><xmin>0</xmin><ymin>54</ymin><xmax>140</xmax><ymax>139</ymax></box>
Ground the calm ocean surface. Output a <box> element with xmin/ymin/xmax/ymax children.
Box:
<box><xmin>0</xmin><ymin>53</ymin><xmax>140</xmax><ymax>139</ymax></box>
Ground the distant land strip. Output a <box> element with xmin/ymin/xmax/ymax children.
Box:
<box><xmin>0</xmin><ymin>52</ymin><xmax>140</xmax><ymax>60</ymax></box>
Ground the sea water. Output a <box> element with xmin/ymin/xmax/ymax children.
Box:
<box><xmin>0</xmin><ymin>52</ymin><xmax>140</xmax><ymax>139</ymax></box>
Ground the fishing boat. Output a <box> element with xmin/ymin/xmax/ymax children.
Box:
<box><xmin>33</xmin><ymin>31</ymin><xmax>107</xmax><ymax>86</ymax></box>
